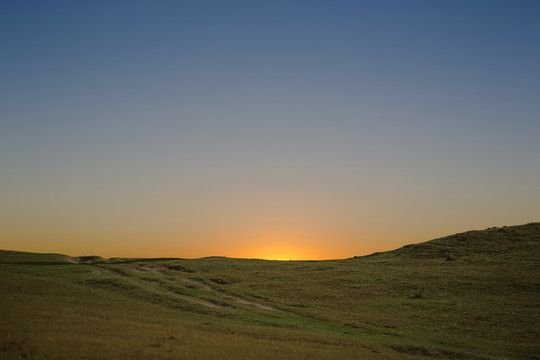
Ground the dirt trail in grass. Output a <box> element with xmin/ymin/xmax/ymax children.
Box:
<box><xmin>135</xmin><ymin>266</ymin><xmax>279</xmax><ymax>311</ymax></box>
<box><xmin>180</xmin><ymin>278</ymin><xmax>278</xmax><ymax>311</ymax></box>
<box><xmin>133</xmin><ymin>265</ymin><xmax>162</xmax><ymax>275</ymax></box>
<box><xmin>66</xmin><ymin>256</ymin><xmax>112</xmax><ymax>264</ymax></box>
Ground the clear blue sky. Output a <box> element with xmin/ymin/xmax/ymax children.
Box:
<box><xmin>1</xmin><ymin>1</ymin><xmax>539</xmax><ymax>259</ymax></box>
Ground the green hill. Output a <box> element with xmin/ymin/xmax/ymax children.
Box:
<box><xmin>1</xmin><ymin>223</ymin><xmax>538</xmax><ymax>359</ymax></box>
<box><xmin>393</xmin><ymin>223</ymin><xmax>540</xmax><ymax>260</ymax></box>
<box><xmin>0</xmin><ymin>250</ymin><xmax>73</xmax><ymax>264</ymax></box>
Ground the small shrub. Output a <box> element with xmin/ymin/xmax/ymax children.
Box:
<box><xmin>411</xmin><ymin>288</ymin><xmax>424</xmax><ymax>299</ymax></box>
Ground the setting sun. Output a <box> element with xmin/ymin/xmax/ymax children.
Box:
<box><xmin>223</xmin><ymin>224</ymin><xmax>335</xmax><ymax>261</ymax></box>
<box><xmin>253</xmin><ymin>248</ymin><xmax>309</xmax><ymax>261</ymax></box>
<box><xmin>1</xmin><ymin>0</ymin><xmax>538</xmax><ymax>261</ymax></box>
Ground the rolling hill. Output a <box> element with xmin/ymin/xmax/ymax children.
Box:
<box><xmin>1</xmin><ymin>223</ymin><xmax>538</xmax><ymax>359</ymax></box>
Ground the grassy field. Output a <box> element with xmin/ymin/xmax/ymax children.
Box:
<box><xmin>1</xmin><ymin>223</ymin><xmax>539</xmax><ymax>359</ymax></box>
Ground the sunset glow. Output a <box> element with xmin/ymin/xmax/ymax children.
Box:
<box><xmin>1</xmin><ymin>1</ymin><xmax>539</xmax><ymax>260</ymax></box>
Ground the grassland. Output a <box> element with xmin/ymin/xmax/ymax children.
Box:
<box><xmin>1</xmin><ymin>223</ymin><xmax>539</xmax><ymax>359</ymax></box>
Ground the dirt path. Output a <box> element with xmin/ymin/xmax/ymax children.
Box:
<box><xmin>177</xmin><ymin>278</ymin><xmax>279</xmax><ymax>311</ymax></box>
<box><xmin>79</xmin><ymin>261</ymin><xmax>279</xmax><ymax>312</ymax></box>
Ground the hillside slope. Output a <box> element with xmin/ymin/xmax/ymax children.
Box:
<box><xmin>1</xmin><ymin>223</ymin><xmax>539</xmax><ymax>359</ymax></box>
<box><xmin>393</xmin><ymin>223</ymin><xmax>540</xmax><ymax>260</ymax></box>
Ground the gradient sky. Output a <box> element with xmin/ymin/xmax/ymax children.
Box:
<box><xmin>1</xmin><ymin>0</ymin><xmax>539</xmax><ymax>260</ymax></box>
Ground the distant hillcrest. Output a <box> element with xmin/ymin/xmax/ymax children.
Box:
<box><xmin>392</xmin><ymin>222</ymin><xmax>540</xmax><ymax>260</ymax></box>
<box><xmin>1</xmin><ymin>223</ymin><xmax>539</xmax><ymax>262</ymax></box>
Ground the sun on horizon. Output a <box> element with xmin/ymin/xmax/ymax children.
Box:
<box><xmin>0</xmin><ymin>0</ymin><xmax>538</xmax><ymax>266</ymax></box>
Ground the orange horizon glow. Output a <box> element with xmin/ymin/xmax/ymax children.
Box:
<box><xmin>2</xmin><ymin>218</ymin><xmax>538</xmax><ymax>261</ymax></box>
<box><xmin>1</xmin><ymin>2</ymin><xmax>539</xmax><ymax>265</ymax></box>
<box><xmin>0</xmin><ymin>225</ymin><xmax>458</xmax><ymax>261</ymax></box>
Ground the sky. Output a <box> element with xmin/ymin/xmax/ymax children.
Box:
<box><xmin>1</xmin><ymin>0</ymin><xmax>539</xmax><ymax>260</ymax></box>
